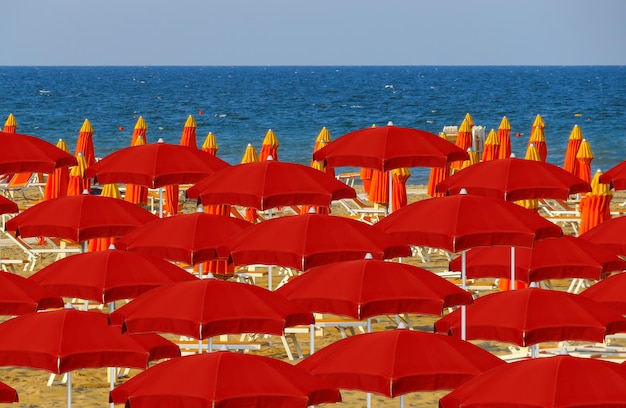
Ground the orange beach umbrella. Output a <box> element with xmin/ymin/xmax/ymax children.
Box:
<box><xmin>302</xmin><ymin>128</ymin><xmax>335</xmax><ymax>215</ymax></box>
<box><xmin>164</xmin><ymin>115</ymin><xmax>197</xmax><ymax>217</ymax></box>
<box><xmin>461</xmin><ymin>148</ymin><xmax>479</xmax><ymax>170</ymax></box>
<box><xmin>579</xmin><ymin>170</ymin><xmax>612</xmax><ymax>235</ymax></box>
<box><xmin>124</xmin><ymin>136</ymin><xmax>149</xmax><ymax>206</ymax></box>
<box><xmin>259</xmin><ymin>129</ymin><xmax>279</xmax><ymax>161</ymax></box>
<box><xmin>359</xmin><ymin>124</ymin><xmax>377</xmax><ymax>194</ymax></box>
<box><xmin>241</xmin><ymin>144</ymin><xmax>260</xmax><ymax>222</ymax></box>
<box><xmin>481</xmin><ymin>129</ymin><xmax>500</xmax><ymax>162</ymax></box>
<box><xmin>563</xmin><ymin>124</ymin><xmax>583</xmax><ymax>175</ymax></box>
<box><xmin>497</xmin><ymin>116</ymin><xmax>512</xmax><ymax>159</ymax></box>
<box><xmin>130</xmin><ymin>116</ymin><xmax>148</xmax><ymax>146</ymax></box>
<box><xmin>43</xmin><ymin>139</ymin><xmax>70</xmax><ymax>201</ymax></box>
<box><xmin>464</xmin><ymin>112</ymin><xmax>475</xmax><ymax>128</ymax></box>
<box><xmin>576</xmin><ymin>138</ymin><xmax>594</xmax><ymax>184</ymax></box>
<box><xmin>391</xmin><ymin>167</ymin><xmax>411</xmax><ymax>212</ymax></box>
<box><xmin>529</xmin><ymin>125</ymin><xmax>547</xmax><ymax>162</ymax></box>
<box><xmin>452</xmin><ymin>118</ymin><xmax>473</xmax><ymax>170</ymax></box>
<box><xmin>66</xmin><ymin>152</ymin><xmax>89</xmax><ymax>197</ymax></box>
<box><xmin>426</xmin><ymin>132</ymin><xmax>451</xmax><ymax>197</ymax></box>
<box><xmin>75</xmin><ymin>119</ymin><xmax>96</xmax><ymax>167</ymax></box>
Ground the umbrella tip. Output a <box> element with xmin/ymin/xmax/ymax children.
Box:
<box><xmin>308</xmin><ymin>207</ymin><xmax>317</xmax><ymax>214</ymax></box>
<box><xmin>266</xmin><ymin>155</ymin><xmax>274</xmax><ymax>161</ymax></box>
<box><xmin>386</xmin><ymin>121</ymin><xmax>394</xmax><ymax>126</ymax></box>
<box><xmin>206</xmin><ymin>272</ymin><xmax>215</xmax><ymax>279</ymax></box>
<box><xmin>364</xmin><ymin>252</ymin><xmax>374</xmax><ymax>259</ymax></box>
<box><xmin>157</xmin><ymin>138</ymin><xmax>164</xmax><ymax>143</ymax></box>
<box><xmin>397</xmin><ymin>322</ymin><xmax>407</xmax><ymax>329</ymax></box>
<box><xmin>510</xmin><ymin>153</ymin><xmax>516</xmax><ymax>158</ymax></box>
<box><xmin>196</xmin><ymin>205</ymin><xmax>204</xmax><ymax>213</ymax></box>
<box><xmin>108</xmin><ymin>244</ymin><xmax>116</xmax><ymax>250</ymax></box>
<box><xmin>64</xmin><ymin>302</ymin><xmax>75</xmax><ymax>309</ymax></box>
<box><xmin>459</xmin><ymin>188</ymin><xmax>468</xmax><ymax>195</ymax></box>
<box><xmin>81</xmin><ymin>189</ymin><xmax>90</xmax><ymax>195</ymax></box>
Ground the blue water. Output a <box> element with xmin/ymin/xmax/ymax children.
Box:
<box><xmin>1</xmin><ymin>66</ymin><xmax>625</xmax><ymax>185</ymax></box>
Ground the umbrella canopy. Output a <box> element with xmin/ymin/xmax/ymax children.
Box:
<box><xmin>0</xmin><ymin>195</ymin><xmax>18</xmax><ymax>215</ymax></box>
<box><xmin>297</xmin><ymin>328</ymin><xmax>504</xmax><ymax>398</ymax></box>
<box><xmin>109</xmin><ymin>279</ymin><xmax>314</xmax><ymax>340</ymax></box>
<box><xmin>496</xmin><ymin>116</ymin><xmax>512</xmax><ymax>159</ymax></box>
<box><xmin>375</xmin><ymin>193</ymin><xmax>562</xmax><ymax>253</ymax></box>
<box><xmin>86</xmin><ymin>140</ymin><xmax>229</xmax><ymax>189</ymax></box>
<box><xmin>222</xmin><ymin>213</ymin><xmax>412</xmax><ymax>272</ymax></box>
<box><xmin>0</xmin><ymin>308</ymin><xmax>149</xmax><ymax>374</ymax></box>
<box><xmin>312</xmin><ymin>123</ymin><xmax>468</xmax><ymax>171</ymax></box>
<box><xmin>130</xmin><ymin>116</ymin><xmax>148</xmax><ymax>146</ymax></box>
<box><xmin>0</xmin><ymin>131</ymin><xmax>77</xmax><ymax>174</ymax></box>
<box><xmin>434</xmin><ymin>288</ymin><xmax>626</xmax><ymax>347</ymax></box>
<box><xmin>259</xmin><ymin>128</ymin><xmax>279</xmax><ymax>161</ymax></box>
<box><xmin>579</xmin><ymin>215</ymin><xmax>626</xmax><ymax>256</ymax></box>
<box><xmin>110</xmin><ymin>351</ymin><xmax>341</xmax><ymax>408</ymax></box>
<box><xmin>5</xmin><ymin>194</ymin><xmax>157</xmax><ymax>243</ymax></box>
<box><xmin>448</xmin><ymin>235</ymin><xmax>626</xmax><ymax>284</ymax></box>
<box><xmin>29</xmin><ymin>249</ymin><xmax>197</xmax><ymax>304</ymax></box>
<box><xmin>0</xmin><ymin>271</ymin><xmax>63</xmax><ymax>315</ymax></box>
<box><xmin>436</xmin><ymin>157</ymin><xmax>591</xmax><ymax>201</ymax></box>
<box><xmin>114</xmin><ymin>212</ymin><xmax>252</xmax><ymax>265</ymax></box>
<box><xmin>600</xmin><ymin>159</ymin><xmax>626</xmax><ymax>190</ymax></box>
<box><xmin>201</xmin><ymin>131</ymin><xmax>218</xmax><ymax>155</ymax></box>
<box><xmin>563</xmin><ymin>124</ymin><xmax>583</xmax><ymax>174</ymax></box>
<box><xmin>186</xmin><ymin>159</ymin><xmax>356</xmax><ymax>210</ymax></box>
<box><xmin>440</xmin><ymin>355</ymin><xmax>626</xmax><ymax>408</ymax></box>
<box><xmin>276</xmin><ymin>258</ymin><xmax>472</xmax><ymax>320</ymax></box>
<box><xmin>581</xmin><ymin>272</ymin><xmax>626</xmax><ymax>314</ymax></box>
<box><xmin>0</xmin><ymin>382</ymin><xmax>17</xmax><ymax>404</ymax></box>
<box><xmin>575</xmin><ymin>138</ymin><xmax>594</xmax><ymax>183</ymax></box>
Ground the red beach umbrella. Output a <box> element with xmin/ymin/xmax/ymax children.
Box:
<box><xmin>0</xmin><ymin>195</ymin><xmax>18</xmax><ymax>215</ymax></box>
<box><xmin>0</xmin><ymin>131</ymin><xmax>77</xmax><ymax>174</ymax></box>
<box><xmin>434</xmin><ymin>288</ymin><xmax>626</xmax><ymax>347</ymax></box>
<box><xmin>367</xmin><ymin>169</ymin><xmax>389</xmax><ymax>205</ymax></box>
<box><xmin>449</xmin><ymin>235</ymin><xmax>625</xmax><ymax>284</ymax></box>
<box><xmin>600</xmin><ymin>159</ymin><xmax>626</xmax><ymax>190</ymax></box>
<box><xmin>109</xmin><ymin>279</ymin><xmax>314</xmax><ymax>340</ymax></box>
<box><xmin>0</xmin><ymin>271</ymin><xmax>63</xmax><ymax>315</ymax></box>
<box><xmin>496</xmin><ymin>116</ymin><xmax>512</xmax><ymax>159</ymax></box>
<box><xmin>440</xmin><ymin>356</ymin><xmax>626</xmax><ymax>408</ymax></box>
<box><xmin>297</xmin><ymin>328</ymin><xmax>504</xmax><ymax>398</ymax></box>
<box><xmin>579</xmin><ymin>215</ymin><xmax>626</xmax><ymax>256</ymax></box>
<box><xmin>581</xmin><ymin>272</ymin><xmax>626</xmax><ymax>314</ymax></box>
<box><xmin>110</xmin><ymin>351</ymin><xmax>341</xmax><ymax>408</ymax></box>
<box><xmin>391</xmin><ymin>167</ymin><xmax>410</xmax><ymax>212</ymax></box>
<box><xmin>29</xmin><ymin>249</ymin><xmax>197</xmax><ymax>305</ymax></box>
<box><xmin>0</xmin><ymin>382</ymin><xmax>17</xmax><ymax>404</ymax></box>
<box><xmin>259</xmin><ymin>128</ymin><xmax>279</xmax><ymax>161</ymax></box>
<box><xmin>563</xmin><ymin>124</ymin><xmax>583</xmax><ymax>174</ymax></box>
<box><xmin>5</xmin><ymin>193</ymin><xmax>157</xmax><ymax>243</ymax></box>
<box><xmin>276</xmin><ymin>258</ymin><xmax>472</xmax><ymax>320</ymax></box>
<box><xmin>436</xmin><ymin>157</ymin><xmax>591</xmax><ymax>201</ymax></box>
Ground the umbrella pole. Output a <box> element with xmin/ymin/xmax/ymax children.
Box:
<box><xmin>67</xmin><ymin>371</ymin><xmax>71</xmax><ymax>408</ymax></box>
<box><xmin>310</xmin><ymin>323</ymin><xmax>315</xmax><ymax>355</ymax></box>
<box><xmin>388</xmin><ymin>169</ymin><xmax>393</xmax><ymax>215</ymax></box>
<box><xmin>366</xmin><ymin>317</ymin><xmax>372</xmax><ymax>408</ymax></box>
<box><xmin>159</xmin><ymin>187</ymin><xmax>163</xmax><ymax>218</ymax></box>
<box><xmin>109</xmin><ymin>368</ymin><xmax>115</xmax><ymax>408</ymax></box>
<box><xmin>461</xmin><ymin>249</ymin><xmax>467</xmax><ymax>341</ymax></box>
<box><xmin>268</xmin><ymin>265</ymin><xmax>273</xmax><ymax>290</ymax></box>
<box><xmin>510</xmin><ymin>247</ymin><xmax>516</xmax><ymax>290</ymax></box>
<box><xmin>400</xmin><ymin>395</ymin><xmax>405</xmax><ymax>408</ymax></box>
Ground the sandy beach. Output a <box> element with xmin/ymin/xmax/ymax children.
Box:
<box><xmin>1</xmin><ymin>183</ymin><xmax>624</xmax><ymax>407</ymax></box>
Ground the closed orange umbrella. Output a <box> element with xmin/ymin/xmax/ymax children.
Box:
<box><xmin>259</xmin><ymin>129</ymin><xmax>279</xmax><ymax>161</ymax></box>
<box><xmin>481</xmin><ymin>129</ymin><xmax>500</xmax><ymax>162</ymax></box>
<box><xmin>575</xmin><ymin>139</ymin><xmax>593</xmax><ymax>184</ymax></box>
<box><xmin>529</xmin><ymin>125</ymin><xmax>547</xmax><ymax>162</ymax></box>
<box><xmin>427</xmin><ymin>132</ymin><xmax>451</xmax><ymax>197</ymax></box>
<box><xmin>579</xmin><ymin>170</ymin><xmax>612</xmax><ymax>235</ymax></box>
<box><xmin>124</xmin><ymin>136</ymin><xmax>148</xmax><ymax>205</ymax></box>
<box><xmin>67</xmin><ymin>152</ymin><xmax>89</xmax><ymax>196</ymax></box>
<box><xmin>201</xmin><ymin>132</ymin><xmax>218</xmax><ymax>155</ymax></box>
<box><xmin>130</xmin><ymin>116</ymin><xmax>148</xmax><ymax>146</ymax></box>
<box><xmin>241</xmin><ymin>144</ymin><xmax>260</xmax><ymax>222</ymax></box>
<box><xmin>563</xmin><ymin>124</ymin><xmax>583</xmax><ymax>175</ymax></box>
<box><xmin>164</xmin><ymin>115</ymin><xmax>197</xmax><ymax>217</ymax></box>
<box><xmin>75</xmin><ymin>119</ymin><xmax>96</xmax><ymax>167</ymax></box>
<box><xmin>359</xmin><ymin>124</ymin><xmax>376</xmax><ymax>194</ymax></box>
<box><xmin>87</xmin><ymin>183</ymin><xmax>123</xmax><ymax>252</ymax></box>
<box><xmin>3</xmin><ymin>113</ymin><xmax>17</xmax><ymax>133</ymax></box>
<box><xmin>43</xmin><ymin>139</ymin><xmax>70</xmax><ymax>201</ymax></box>
<box><xmin>391</xmin><ymin>167</ymin><xmax>411</xmax><ymax>212</ymax></box>
<box><xmin>452</xmin><ymin>118</ymin><xmax>473</xmax><ymax>171</ymax></box>
<box><xmin>368</xmin><ymin>169</ymin><xmax>389</xmax><ymax>206</ymax></box>
<box><xmin>497</xmin><ymin>116</ymin><xmax>512</xmax><ymax>160</ymax></box>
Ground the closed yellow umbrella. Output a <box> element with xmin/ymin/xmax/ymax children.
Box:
<box><xmin>460</xmin><ymin>148</ymin><xmax>479</xmax><ymax>170</ymax></box>
<box><xmin>563</xmin><ymin>124</ymin><xmax>583</xmax><ymax>175</ymax></box>
<box><xmin>43</xmin><ymin>139</ymin><xmax>70</xmax><ymax>200</ymax></box>
<box><xmin>124</xmin><ymin>136</ymin><xmax>148</xmax><ymax>205</ymax></box>
<box><xmin>88</xmin><ymin>183</ymin><xmax>123</xmax><ymax>252</ymax></box>
<box><xmin>427</xmin><ymin>132</ymin><xmax>451</xmax><ymax>197</ymax></box>
<box><xmin>575</xmin><ymin>139</ymin><xmax>593</xmax><ymax>184</ymax></box>
<box><xmin>67</xmin><ymin>152</ymin><xmax>89</xmax><ymax>196</ymax></box>
<box><xmin>529</xmin><ymin>125</ymin><xmax>547</xmax><ymax>162</ymax></box>
<box><xmin>130</xmin><ymin>116</ymin><xmax>148</xmax><ymax>146</ymax></box>
<box><xmin>497</xmin><ymin>116</ymin><xmax>512</xmax><ymax>160</ymax></box>
<box><xmin>259</xmin><ymin>129</ymin><xmax>279</xmax><ymax>161</ymax></box>
<box><xmin>481</xmin><ymin>129</ymin><xmax>500</xmax><ymax>162</ymax></box>
<box><xmin>201</xmin><ymin>132</ymin><xmax>219</xmax><ymax>155</ymax></box>
<box><xmin>579</xmin><ymin>169</ymin><xmax>612</xmax><ymax>235</ymax></box>
<box><xmin>464</xmin><ymin>112</ymin><xmax>475</xmax><ymax>128</ymax></box>
<box><xmin>3</xmin><ymin>113</ymin><xmax>17</xmax><ymax>133</ymax></box>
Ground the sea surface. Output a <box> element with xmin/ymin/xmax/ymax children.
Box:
<box><xmin>1</xmin><ymin>66</ymin><xmax>624</xmax><ymax>185</ymax></box>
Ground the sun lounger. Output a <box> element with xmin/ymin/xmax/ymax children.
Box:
<box><xmin>1</xmin><ymin>231</ymin><xmax>81</xmax><ymax>271</ymax></box>
<box><xmin>0</xmin><ymin>172</ymin><xmax>45</xmax><ymax>200</ymax></box>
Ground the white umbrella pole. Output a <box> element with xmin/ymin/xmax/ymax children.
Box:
<box><xmin>67</xmin><ymin>371</ymin><xmax>72</xmax><ymax>408</ymax></box>
<box><xmin>268</xmin><ymin>265</ymin><xmax>273</xmax><ymax>291</ymax></box>
<box><xmin>461</xmin><ymin>249</ymin><xmax>467</xmax><ymax>341</ymax></box>
<box><xmin>159</xmin><ymin>187</ymin><xmax>164</xmax><ymax>218</ymax></box>
<box><xmin>400</xmin><ymin>395</ymin><xmax>405</xmax><ymax>408</ymax></box>
<box><xmin>388</xmin><ymin>169</ymin><xmax>393</xmax><ymax>215</ymax></box>
<box><xmin>367</xmin><ymin>317</ymin><xmax>372</xmax><ymax>408</ymax></box>
<box><xmin>310</xmin><ymin>323</ymin><xmax>315</xmax><ymax>355</ymax></box>
<box><xmin>510</xmin><ymin>247</ymin><xmax>516</xmax><ymax>290</ymax></box>
<box><xmin>109</xmin><ymin>368</ymin><xmax>115</xmax><ymax>408</ymax></box>
<box><xmin>208</xmin><ymin>337</ymin><xmax>213</xmax><ymax>353</ymax></box>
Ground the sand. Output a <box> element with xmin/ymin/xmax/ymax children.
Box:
<box><xmin>0</xmin><ymin>184</ymin><xmax>624</xmax><ymax>407</ymax></box>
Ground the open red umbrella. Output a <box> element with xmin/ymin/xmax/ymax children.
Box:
<box><xmin>579</xmin><ymin>215</ymin><xmax>626</xmax><ymax>256</ymax></box>
<box><xmin>581</xmin><ymin>272</ymin><xmax>626</xmax><ymax>314</ymax></box>
<box><xmin>0</xmin><ymin>308</ymin><xmax>149</xmax><ymax>408</ymax></box>
<box><xmin>277</xmin><ymin>258</ymin><xmax>472</xmax><ymax>321</ymax></box>
<box><xmin>0</xmin><ymin>271</ymin><xmax>63</xmax><ymax>315</ymax></box>
<box><xmin>110</xmin><ymin>351</ymin><xmax>341</xmax><ymax>408</ymax></box>
<box><xmin>5</xmin><ymin>193</ymin><xmax>157</xmax><ymax>243</ymax></box>
<box><xmin>436</xmin><ymin>157</ymin><xmax>591</xmax><ymax>200</ymax></box>
<box><xmin>0</xmin><ymin>195</ymin><xmax>18</xmax><ymax>215</ymax></box>
<box><xmin>109</xmin><ymin>279</ymin><xmax>314</xmax><ymax>341</ymax></box>
<box><xmin>114</xmin><ymin>212</ymin><xmax>252</xmax><ymax>270</ymax></box>
<box><xmin>223</xmin><ymin>213</ymin><xmax>411</xmax><ymax>272</ymax></box>
<box><xmin>297</xmin><ymin>328</ymin><xmax>504</xmax><ymax>400</ymax></box>
<box><xmin>186</xmin><ymin>159</ymin><xmax>356</xmax><ymax>210</ymax></box>
<box><xmin>28</xmin><ymin>249</ymin><xmax>197</xmax><ymax>305</ymax></box>
<box><xmin>440</xmin><ymin>355</ymin><xmax>626</xmax><ymax>408</ymax></box>
<box><xmin>0</xmin><ymin>131</ymin><xmax>77</xmax><ymax>174</ymax></box>
<box><xmin>0</xmin><ymin>382</ymin><xmax>17</xmax><ymax>404</ymax></box>
<box><xmin>434</xmin><ymin>288</ymin><xmax>626</xmax><ymax>347</ymax></box>
<box><xmin>449</xmin><ymin>235</ymin><xmax>625</xmax><ymax>284</ymax></box>
<box><xmin>600</xmin><ymin>159</ymin><xmax>626</xmax><ymax>190</ymax></box>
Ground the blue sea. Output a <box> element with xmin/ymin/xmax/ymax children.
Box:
<box><xmin>1</xmin><ymin>66</ymin><xmax>624</xmax><ymax>185</ymax></box>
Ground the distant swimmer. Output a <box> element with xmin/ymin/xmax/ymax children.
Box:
<box><xmin>515</xmin><ymin>132</ymin><xmax>522</xmax><ymax>137</ymax></box>
<box><xmin>118</xmin><ymin>126</ymin><xmax>124</xmax><ymax>131</ymax></box>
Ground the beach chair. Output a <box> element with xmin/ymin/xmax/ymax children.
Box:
<box><xmin>1</xmin><ymin>172</ymin><xmax>44</xmax><ymax>200</ymax></box>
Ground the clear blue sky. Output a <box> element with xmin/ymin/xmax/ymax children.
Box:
<box><xmin>4</xmin><ymin>0</ymin><xmax>625</xmax><ymax>66</ymax></box>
